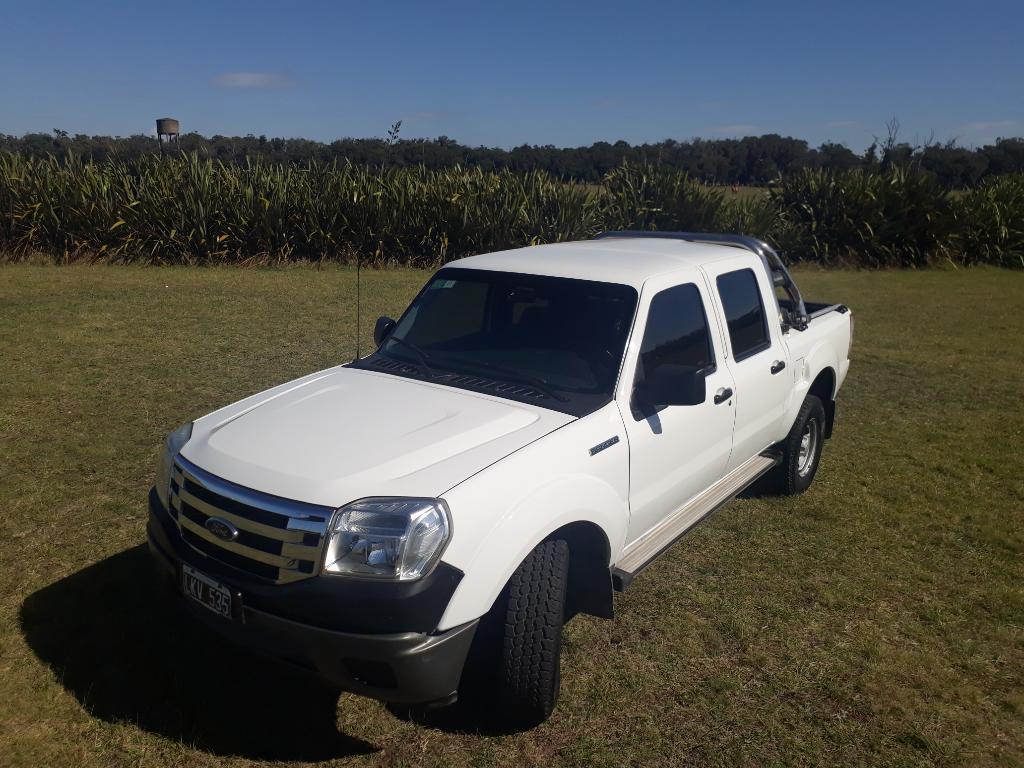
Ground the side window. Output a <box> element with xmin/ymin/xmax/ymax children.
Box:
<box><xmin>716</xmin><ymin>269</ymin><xmax>770</xmax><ymax>361</ymax></box>
<box><xmin>637</xmin><ymin>283</ymin><xmax>716</xmax><ymax>379</ymax></box>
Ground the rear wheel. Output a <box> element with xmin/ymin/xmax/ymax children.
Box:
<box><xmin>775</xmin><ymin>394</ymin><xmax>826</xmax><ymax>494</ymax></box>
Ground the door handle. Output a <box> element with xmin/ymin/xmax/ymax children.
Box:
<box><xmin>713</xmin><ymin>387</ymin><xmax>733</xmax><ymax>404</ymax></box>
<box><xmin>770</xmin><ymin>360</ymin><xmax>786</xmax><ymax>375</ymax></box>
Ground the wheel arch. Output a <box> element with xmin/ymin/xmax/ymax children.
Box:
<box><xmin>546</xmin><ymin>520</ymin><xmax>614</xmax><ymax>620</ymax></box>
<box><xmin>808</xmin><ymin>366</ymin><xmax>837</xmax><ymax>438</ymax></box>
<box><xmin>436</xmin><ymin>480</ymin><xmax>626</xmax><ymax>631</ymax></box>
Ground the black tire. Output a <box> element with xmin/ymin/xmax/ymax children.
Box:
<box><xmin>475</xmin><ymin>539</ymin><xmax>569</xmax><ymax>726</ymax></box>
<box><xmin>775</xmin><ymin>394</ymin><xmax>827</xmax><ymax>495</ymax></box>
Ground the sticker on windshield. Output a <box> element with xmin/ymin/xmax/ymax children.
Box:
<box><xmin>431</xmin><ymin>279</ymin><xmax>456</xmax><ymax>289</ymax></box>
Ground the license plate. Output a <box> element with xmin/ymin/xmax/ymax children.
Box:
<box><xmin>182</xmin><ymin>564</ymin><xmax>233</xmax><ymax>619</ymax></box>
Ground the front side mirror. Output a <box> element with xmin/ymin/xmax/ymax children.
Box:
<box><xmin>374</xmin><ymin>316</ymin><xmax>397</xmax><ymax>346</ymax></box>
<box><xmin>634</xmin><ymin>362</ymin><xmax>707</xmax><ymax>408</ymax></box>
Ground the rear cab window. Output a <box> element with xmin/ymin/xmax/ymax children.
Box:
<box><xmin>716</xmin><ymin>268</ymin><xmax>771</xmax><ymax>361</ymax></box>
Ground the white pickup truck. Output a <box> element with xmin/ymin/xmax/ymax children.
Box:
<box><xmin>148</xmin><ymin>232</ymin><xmax>852</xmax><ymax>724</ymax></box>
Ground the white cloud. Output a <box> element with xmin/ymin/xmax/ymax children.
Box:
<box><xmin>403</xmin><ymin>111</ymin><xmax>440</xmax><ymax>123</ymax></box>
<box><xmin>709</xmin><ymin>124</ymin><xmax>758</xmax><ymax>135</ymax></box>
<box><xmin>950</xmin><ymin>120</ymin><xmax>1020</xmax><ymax>146</ymax></box>
<box><xmin>213</xmin><ymin>72</ymin><xmax>295</xmax><ymax>90</ymax></box>
<box><xmin>957</xmin><ymin>119</ymin><xmax>1017</xmax><ymax>134</ymax></box>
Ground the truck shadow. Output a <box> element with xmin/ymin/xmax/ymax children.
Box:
<box><xmin>19</xmin><ymin>545</ymin><xmax>378</xmax><ymax>762</ymax></box>
<box><xmin>386</xmin><ymin>701</ymin><xmax>534</xmax><ymax>737</ymax></box>
<box><xmin>738</xmin><ymin>470</ymin><xmax>781</xmax><ymax>499</ymax></box>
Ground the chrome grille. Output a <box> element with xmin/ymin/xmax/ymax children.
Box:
<box><xmin>169</xmin><ymin>456</ymin><xmax>333</xmax><ymax>584</ymax></box>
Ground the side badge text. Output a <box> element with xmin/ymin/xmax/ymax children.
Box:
<box><xmin>589</xmin><ymin>435</ymin><xmax>620</xmax><ymax>456</ymax></box>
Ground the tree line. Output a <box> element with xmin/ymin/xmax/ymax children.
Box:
<box><xmin>3</xmin><ymin>127</ymin><xmax>1023</xmax><ymax>189</ymax></box>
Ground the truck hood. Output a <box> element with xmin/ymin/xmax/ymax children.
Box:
<box><xmin>180</xmin><ymin>366</ymin><xmax>574</xmax><ymax>507</ymax></box>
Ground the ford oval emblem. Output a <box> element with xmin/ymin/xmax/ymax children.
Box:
<box><xmin>205</xmin><ymin>516</ymin><xmax>239</xmax><ymax>542</ymax></box>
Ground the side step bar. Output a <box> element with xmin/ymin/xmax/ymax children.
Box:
<box><xmin>611</xmin><ymin>452</ymin><xmax>779</xmax><ymax>591</ymax></box>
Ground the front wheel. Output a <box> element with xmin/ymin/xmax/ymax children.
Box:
<box><xmin>466</xmin><ymin>538</ymin><xmax>569</xmax><ymax>726</ymax></box>
<box><xmin>775</xmin><ymin>394</ymin><xmax>826</xmax><ymax>495</ymax></box>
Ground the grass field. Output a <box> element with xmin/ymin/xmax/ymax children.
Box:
<box><xmin>1</xmin><ymin>264</ymin><xmax>1022</xmax><ymax>768</ymax></box>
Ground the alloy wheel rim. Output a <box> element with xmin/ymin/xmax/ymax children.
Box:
<box><xmin>797</xmin><ymin>419</ymin><xmax>818</xmax><ymax>477</ymax></box>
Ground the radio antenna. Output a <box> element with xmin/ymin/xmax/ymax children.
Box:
<box><xmin>353</xmin><ymin>120</ymin><xmax>400</xmax><ymax>364</ymax></box>
<box><xmin>352</xmin><ymin>121</ymin><xmax>399</xmax><ymax>364</ymax></box>
<box><xmin>352</xmin><ymin>250</ymin><xmax>362</xmax><ymax>362</ymax></box>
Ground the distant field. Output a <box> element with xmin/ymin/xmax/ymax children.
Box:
<box><xmin>1</xmin><ymin>265</ymin><xmax>1022</xmax><ymax>767</ymax></box>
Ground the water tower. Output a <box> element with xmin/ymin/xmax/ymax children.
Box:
<box><xmin>156</xmin><ymin>117</ymin><xmax>180</xmax><ymax>155</ymax></box>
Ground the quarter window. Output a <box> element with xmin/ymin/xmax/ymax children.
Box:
<box><xmin>716</xmin><ymin>269</ymin><xmax>770</xmax><ymax>360</ymax></box>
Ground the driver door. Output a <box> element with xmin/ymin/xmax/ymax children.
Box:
<box><xmin>620</xmin><ymin>275</ymin><xmax>736</xmax><ymax>547</ymax></box>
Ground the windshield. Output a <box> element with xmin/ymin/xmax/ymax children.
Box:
<box><xmin>357</xmin><ymin>267</ymin><xmax>638</xmax><ymax>416</ymax></box>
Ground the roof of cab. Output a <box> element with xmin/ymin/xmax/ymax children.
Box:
<box><xmin>444</xmin><ymin>237</ymin><xmax>751</xmax><ymax>288</ymax></box>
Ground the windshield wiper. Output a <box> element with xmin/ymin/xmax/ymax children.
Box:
<box><xmin>380</xmin><ymin>340</ymin><xmax>567</xmax><ymax>403</ymax></box>
<box><xmin>382</xmin><ymin>335</ymin><xmax>437</xmax><ymax>379</ymax></box>
<box><xmin>437</xmin><ymin>355</ymin><xmax>569</xmax><ymax>402</ymax></box>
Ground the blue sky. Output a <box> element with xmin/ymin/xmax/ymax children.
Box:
<box><xmin>1</xmin><ymin>0</ymin><xmax>1021</xmax><ymax>150</ymax></box>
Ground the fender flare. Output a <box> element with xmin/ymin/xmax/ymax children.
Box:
<box><xmin>436</xmin><ymin>474</ymin><xmax>626</xmax><ymax>631</ymax></box>
<box><xmin>783</xmin><ymin>343</ymin><xmax>840</xmax><ymax>437</ymax></box>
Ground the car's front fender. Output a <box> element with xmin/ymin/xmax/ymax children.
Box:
<box><xmin>436</xmin><ymin>403</ymin><xmax>629</xmax><ymax>631</ymax></box>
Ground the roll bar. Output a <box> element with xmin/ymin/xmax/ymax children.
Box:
<box><xmin>595</xmin><ymin>231</ymin><xmax>809</xmax><ymax>330</ymax></box>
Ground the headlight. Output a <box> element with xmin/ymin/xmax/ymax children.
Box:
<box><xmin>154</xmin><ymin>422</ymin><xmax>193</xmax><ymax>510</ymax></box>
<box><xmin>323</xmin><ymin>497</ymin><xmax>451</xmax><ymax>581</ymax></box>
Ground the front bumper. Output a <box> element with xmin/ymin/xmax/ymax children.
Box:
<box><xmin>147</xmin><ymin>488</ymin><xmax>477</xmax><ymax>704</ymax></box>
